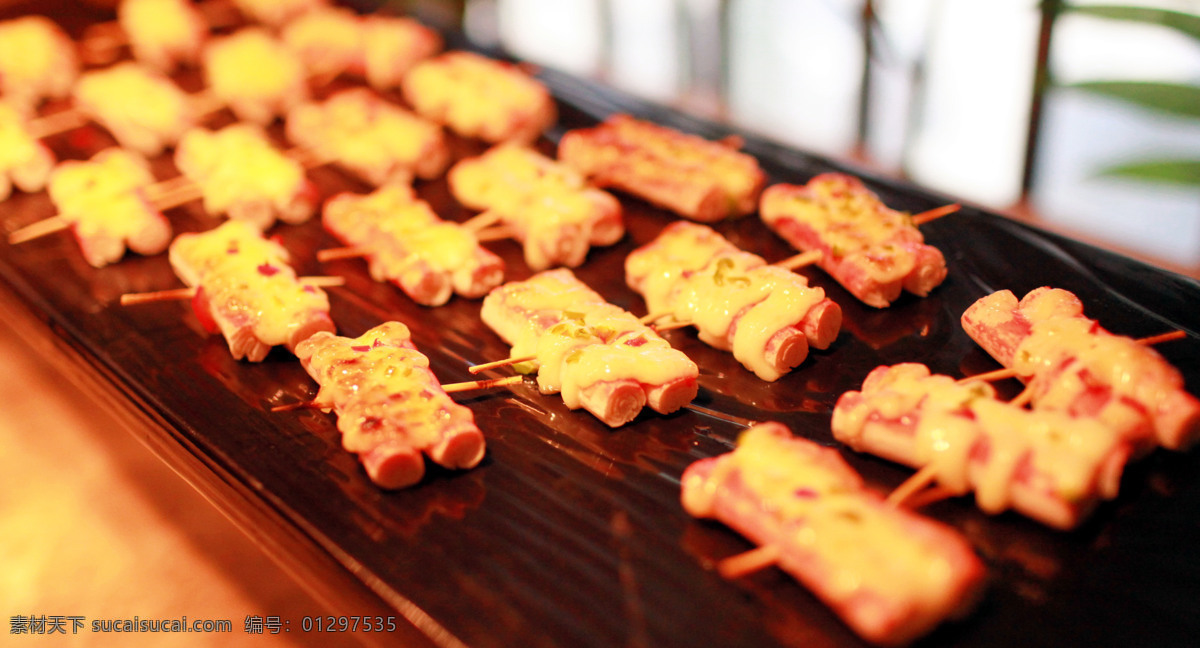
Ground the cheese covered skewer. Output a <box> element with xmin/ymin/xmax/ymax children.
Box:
<box><xmin>294</xmin><ymin>322</ymin><xmax>487</xmax><ymax>489</ymax></box>
<box><xmin>174</xmin><ymin>124</ymin><xmax>318</xmax><ymax>228</ymax></box>
<box><xmin>168</xmin><ymin>220</ymin><xmax>335</xmax><ymax>361</ymax></box>
<box><xmin>401</xmin><ymin>51</ymin><xmax>556</xmax><ymax>144</ymax></box>
<box><xmin>759</xmin><ymin>173</ymin><xmax>948</xmax><ymax>308</ymax></box>
<box><xmin>73</xmin><ymin>63</ymin><xmax>199</xmax><ymax>157</ymax></box>
<box><xmin>832</xmin><ymin>363</ymin><xmax>1133</xmax><ymax>530</ymax></box>
<box><xmin>321</xmin><ymin>185</ymin><xmax>504</xmax><ymax>306</ymax></box>
<box><xmin>480</xmin><ymin>269</ymin><xmax>698</xmax><ymax>427</ymax></box>
<box><xmin>626</xmin><ymin>222</ymin><xmax>842</xmax><ymax>381</ymax></box>
<box><xmin>203</xmin><ymin>28</ymin><xmax>309</xmax><ymax>125</ymax></box>
<box><xmin>961</xmin><ymin>287</ymin><xmax>1200</xmax><ymax>451</ymax></box>
<box><xmin>45</xmin><ymin>148</ymin><xmax>172</xmax><ymax>268</ymax></box>
<box><xmin>117</xmin><ymin>0</ymin><xmax>207</xmax><ymax>72</ymax></box>
<box><xmin>0</xmin><ymin>102</ymin><xmax>56</xmax><ymax>201</ymax></box>
<box><xmin>0</xmin><ymin>16</ymin><xmax>79</xmax><ymax>111</ymax></box>
<box><xmin>681</xmin><ymin>422</ymin><xmax>986</xmax><ymax>647</ymax></box>
<box><xmin>558</xmin><ymin>114</ymin><xmax>766</xmax><ymax>222</ymax></box>
<box><xmin>448</xmin><ymin>144</ymin><xmax>624</xmax><ymax>270</ymax></box>
<box><xmin>285</xmin><ymin>88</ymin><xmax>449</xmax><ymax>187</ymax></box>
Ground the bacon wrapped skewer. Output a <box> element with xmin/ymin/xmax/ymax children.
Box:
<box><xmin>117</xmin><ymin>0</ymin><xmax>207</xmax><ymax>73</ymax></box>
<box><xmin>203</xmin><ymin>28</ymin><xmax>309</xmax><ymax>125</ymax></box>
<box><xmin>759</xmin><ymin>173</ymin><xmax>947</xmax><ymax>308</ymax></box>
<box><xmin>832</xmin><ymin>363</ymin><xmax>1133</xmax><ymax>530</ymax></box>
<box><xmin>168</xmin><ymin>220</ymin><xmax>335</xmax><ymax>361</ymax></box>
<box><xmin>0</xmin><ymin>16</ymin><xmax>78</xmax><ymax>111</ymax></box>
<box><xmin>280</xmin><ymin>6</ymin><xmax>362</xmax><ymax>79</ymax></box>
<box><xmin>681</xmin><ymin>421</ymin><xmax>986</xmax><ymax>647</ymax></box>
<box><xmin>479</xmin><ymin>269</ymin><xmax>698</xmax><ymax>427</ymax></box>
<box><xmin>626</xmin><ymin>222</ymin><xmax>842</xmax><ymax>381</ymax></box>
<box><xmin>448</xmin><ymin>144</ymin><xmax>623</xmax><ymax>270</ymax></box>
<box><xmin>285</xmin><ymin>88</ymin><xmax>449</xmax><ymax>187</ymax></box>
<box><xmin>0</xmin><ymin>102</ymin><xmax>55</xmax><ymax>201</ymax></box>
<box><xmin>231</xmin><ymin>0</ymin><xmax>329</xmax><ymax>28</ymax></box>
<box><xmin>294</xmin><ymin>322</ymin><xmax>487</xmax><ymax>489</ymax></box>
<box><xmin>46</xmin><ymin>148</ymin><xmax>171</xmax><ymax>268</ymax></box>
<box><xmin>73</xmin><ymin>63</ymin><xmax>198</xmax><ymax>157</ymax></box>
<box><xmin>175</xmin><ymin>124</ymin><xmax>318</xmax><ymax>228</ymax></box>
<box><xmin>558</xmin><ymin>114</ymin><xmax>766</xmax><ymax>222</ymax></box>
<box><xmin>961</xmin><ymin>287</ymin><xmax>1200</xmax><ymax>452</ymax></box>
<box><xmin>322</xmin><ymin>185</ymin><xmax>504</xmax><ymax>306</ymax></box>
<box><xmin>401</xmin><ymin>51</ymin><xmax>556</xmax><ymax>144</ymax></box>
<box><xmin>361</xmin><ymin>16</ymin><xmax>443</xmax><ymax>91</ymax></box>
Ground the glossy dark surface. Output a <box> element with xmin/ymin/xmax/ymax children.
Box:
<box><xmin>3</xmin><ymin>5</ymin><xmax>1200</xmax><ymax>647</ymax></box>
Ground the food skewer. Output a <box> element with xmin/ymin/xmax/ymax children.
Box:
<box><xmin>318</xmin><ymin>185</ymin><xmax>505</xmax><ymax>307</ymax></box>
<box><xmin>625</xmin><ymin>221</ymin><xmax>842</xmax><ymax>381</ymax></box>
<box><xmin>448</xmin><ymin>144</ymin><xmax>624</xmax><ymax>271</ymax></box>
<box><xmin>289</xmin><ymin>322</ymin><xmax>488</xmax><ymax>489</ymax></box>
<box><xmin>558</xmin><ymin>114</ymin><xmax>766</xmax><ymax>223</ymax></box>
<box><xmin>478</xmin><ymin>268</ymin><xmax>699</xmax><ymax>427</ymax></box>
<box><xmin>119</xmin><ymin>275</ymin><xmax>344</xmax><ymax>305</ymax></box>
<box><xmin>957</xmin><ymin>330</ymin><xmax>1186</xmax><ymax>385</ymax></box>
<box><xmin>833</xmin><ymin>362</ymin><xmax>1133</xmax><ymax>530</ymax></box>
<box><xmin>760</xmin><ymin>172</ymin><xmax>949</xmax><ymax>308</ymax></box>
<box><xmin>120</xmin><ymin>220</ymin><xmax>338</xmax><ymax>361</ymax></box>
<box><xmin>682</xmin><ymin>421</ymin><xmax>986</xmax><ymax>647</ymax></box>
<box><xmin>962</xmin><ymin>287</ymin><xmax>1200</xmax><ymax>452</ymax></box>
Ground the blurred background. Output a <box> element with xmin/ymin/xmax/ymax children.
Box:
<box><xmin>442</xmin><ymin>0</ymin><xmax>1200</xmax><ymax>279</ymax></box>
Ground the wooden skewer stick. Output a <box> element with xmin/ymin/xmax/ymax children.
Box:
<box><xmin>119</xmin><ymin>287</ymin><xmax>197</xmax><ymax>306</ymax></box>
<box><xmin>25</xmin><ymin>109</ymin><xmax>90</xmax><ymax>139</ymax></box>
<box><xmin>317</xmin><ymin>247</ymin><xmax>371</xmax><ymax>263</ymax></box>
<box><xmin>716</xmin><ymin>544</ymin><xmax>780</xmax><ymax>580</ymax></box>
<box><xmin>1010</xmin><ymin>384</ymin><xmax>1035</xmax><ymax>408</ymax></box>
<box><xmin>773</xmin><ymin>249</ymin><xmax>823</xmax><ymax>271</ymax></box>
<box><xmin>911</xmin><ymin>203</ymin><xmax>961</xmax><ymax>226</ymax></box>
<box><xmin>272</xmin><ymin>400</ymin><xmax>332</xmax><ymax>413</ymax></box>
<box><xmin>903</xmin><ymin>484</ymin><xmax>956</xmax><ymax>510</ymax></box>
<box><xmin>1136</xmin><ymin>330</ymin><xmax>1187</xmax><ymax>346</ymax></box>
<box><xmin>468</xmin><ymin>355</ymin><xmax>538</xmax><ymax>375</ymax></box>
<box><xmin>886</xmin><ymin>464</ymin><xmax>939</xmax><ymax>508</ymax></box>
<box><xmin>462</xmin><ymin>210</ymin><xmax>503</xmax><ymax>233</ymax></box>
<box><xmin>7</xmin><ymin>216</ymin><xmax>71</xmax><ymax>245</ymax></box>
<box><xmin>149</xmin><ymin>182</ymin><xmax>206</xmax><ymax>211</ymax></box>
<box><xmin>441</xmin><ymin>374</ymin><xmax>524</xmax><ymax>393</ymax></box>
<box><xmin>120</xmin><ymin>276</ymin><xmax>343</xmax><ymax>305</ymax></box>
<box><xmin>474</xmin><ymin>225</ymin><xmax>517</xmax><ymax>242</ymax></box>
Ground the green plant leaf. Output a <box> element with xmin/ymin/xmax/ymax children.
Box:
<box><xmin>1062</xmin><ymin>4</ymin><xmax>1200</xmax><ymax>42</ymax></box>
<box><xmin>1068</xmin><ymin>81</ymin><xmax>1200</xmax><ymax>118</ymax></box>
<box><xmin>1096</xmin><ymin>159</ymin><xmax>1200</xmax><ymax>186</ymax></box>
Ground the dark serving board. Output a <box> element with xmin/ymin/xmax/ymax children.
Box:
<box><xmin>3</xmin><ymin>4</ymin><xmax>1200</xmax><ymax>647</ymax></box>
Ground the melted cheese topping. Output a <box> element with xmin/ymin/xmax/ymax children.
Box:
<box><xmin>48</xmin><ymin>149</ymin><xmax>156</xmax><ymax>228</ymax></box>
<box><xmin>596</xmin><ymin>115</ymin><xmax>761</xmax><ymax>213</ymax></box>
<box><xmin>1014</xmin><ymin>315</ymin><xmax>1186</xmax><ymax>426</ymax></box>
<box><xmin>175</xmin><ymin>124</ymin><xmax>306</xmax><ymax>219</ymax></box>
<box><xmin>0</xmin><ymin>17</ymin><xmax>77</xmax><ymax>104</ymax></box>
<box><xmin>73</xmin><ymin>63</ymin><xmax>192</xmax><ymax>152</ymax></box>
<box><xmin>300</xmin><ymin>322</ymin><xmax>477</xmax><ymax>456</ymax></box>
<box><xmin>361</xmin><ymin>17</ymin><xmax>442</xmax><ymax>89</ymax></box>
<box><xmin>0</xmin><ymin>103</ymin><xmax>44</xmax><ymax>172</ymax></box>
<box><xmin>710</xmin><ymin>423</ymin><xmax>958</xmax><ymax>603</ymax></box>
<box><xmin>402</xmin><ymin>51</ymin><xmax>553</xmax><ymax>141</ymax></box>
<box><xmin>765</xmin><ymin>174</ymin><xmax>921</xmax><ymax>283</ymax></box>
<box><xmin>836</xmin><ymin>364</ymin><xmax>1124</xmax><ymax>513</ymax></box>
<box><xmin>118</xmin><ymin>0</ymin><xmax>204</xmax><ymax>70</ymax></box>
<box><xmin>205</xmin><ymin>29</ymin><xmax>306</xmax><ymax>104</ymax></box>
<box><xmin>324</xmin><ymin>185</ymin><xmax>482</xmax><ymax>281</ymax></box>
<box><xmin>487</xmin><ymin>269</ymin><xmax>697</xmax><ymax>402</ymax></box>
<box><xmin>232</xmin><ymin>0</ymin><xmax>328</xmax><ymax>27</ymax></box>
<box><xmin>280</xmin><ymin>7</ymin><xmax>362</xmax><ymax>74</ymax></box>
<box><xmin>450</xmin><ymin>144</ymin><xmax>616</xmax><ymax>265</ymax></box>
<box><xmin>170</xmin><ymin>220</ymin><xmax>328</xmax><ymax>347</ymax></box>
<box><xmin>286</xmin><ymin>89</ymin><xmax>443</xmax><ymax>181</ymax></box>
